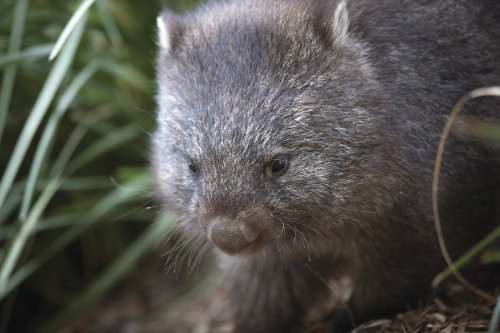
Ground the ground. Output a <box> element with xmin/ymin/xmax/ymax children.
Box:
<box><xmin>65</xmin><ymin>253</ymin><xmax>498</xmax><ymax>333</ymax></box>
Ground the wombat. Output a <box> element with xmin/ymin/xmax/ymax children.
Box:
<box><xmin>151</xmin><ymin>0</ymin><xmax>500</xmax><ymax>331</ymax></box>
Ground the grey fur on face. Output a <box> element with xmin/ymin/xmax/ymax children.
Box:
<box><xmin>152</xmin><ymin>0</ymin><xmax>500</xmax><ymax>331</ymax></box>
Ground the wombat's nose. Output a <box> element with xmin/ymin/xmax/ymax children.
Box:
<box><xmin>207</xmin><ymin>216</ymin><xmax>259</xmax><ymax>254</ymax></box>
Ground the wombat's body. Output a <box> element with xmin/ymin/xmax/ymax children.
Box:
<box><xmin>152</xmin><ymin>0</ymin><xmax>500</xmax><ymax>331</ymax></box>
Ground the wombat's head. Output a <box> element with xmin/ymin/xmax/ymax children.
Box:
<box><xmin>152</xmin><ymin>0</ymin><xmax>393</xmax><ymax>256</ymax></box>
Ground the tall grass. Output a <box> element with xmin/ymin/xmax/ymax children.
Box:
<box><xmin>0</xmin><ymin>0</ymin><xmax>197</xmax><ymax>331</ymax></box>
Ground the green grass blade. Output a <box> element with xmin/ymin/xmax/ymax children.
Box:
<box><xmin>0</xmin><ymin>213</ymin><xmax>80</xmax><ymax>242</ymax></box>
<box><xmin>433</xmin><ymin>225</ymin><xmax>500</xmax><ymax>286</ymax></box>
<box><xmin>0</xmin><ymin>122</ymin><xmax>142</xmax><ymax>299</ymax></box>
<box><xmin>0</xmin><ymin>44</ymin><xmax>52</xmax><ymax>68</ymax></box>
<box><xmin>49</xmin><ymin>118</ymin><xmax>94</xmax><ymax>179</ymax></box>
<box><xmin>481</xmin><ymin>250</ymin><xmax>500</xmax><ymax>264</ymax></box>
<box><xmin>0</xmin><ymin>176</ymin><xmax>61</xmax><ymax>295</ymax></box>
<box><xmin>0</xmin><ymin>17</ymin><xmax>86</xmax><ymax>210</ymax></box>
<box><xmin>12</xmin><ymin>176</ymin><xmax>112</xmax><ymax>195</ymax></box>
<box><xmin>49</xmin><ymin>0</ymin><xmax>96</xmax><ymax>61</ymax></box>
<box><xmin>0</xmin><ymin>193</ymin><xmax>20</xmax><ymax>226</ymax></box>
<box><xmin>100</xmin><ymin>59</ymin><xmax>153</xmax><ymax>93</ymax></box>
<box><xmin>19</xmin><ymin>61</ymin><xmax>101</xmax><ymax>221</ymax></box>
<box><xmin>0</xmin><ymin>174</ymin><xmax>152</xmax><ymax>301</ymax></box>
<box><xmin>490</xmin><ymin>296</ymin><xmax>500</xmax><ymax>333</ymax></box>
<box><xmin>96</xmin><ymin>0</ymin><xmax>123</xmax><ymax>46</ymax></box>
<box><xmin>33</xmin><ymin>211</ymin><xmax>97</xmax><ymax>233</ymax></box>
<box><xmin>39</xmin><ymin>212</ymin><xmax>174</xmax><ymax>333</ymax></box>
<box><xmin>0</xmin><ymin>116</ymin><xmax>89</xmax><ymax>297</ymax></box>
<box><xmin>65</xmin><ymin>124</ymin><xmax>141</xmax><ymax>175</ymax></box>
<box><xmin>0</xmin><ymin>0</ymin><xmax>29</xmax><ymax>147</ymax></box>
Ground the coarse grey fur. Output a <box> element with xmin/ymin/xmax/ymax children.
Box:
<box><xmin>152</xmin><ymin>0</ymin><xmax>500</xmax><ymax>331</ymax></box>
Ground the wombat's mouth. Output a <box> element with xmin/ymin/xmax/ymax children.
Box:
<box><xmin>204</xmin><ymin>216</ymin><xmax>268</xmax><ymax>256</ymax></box>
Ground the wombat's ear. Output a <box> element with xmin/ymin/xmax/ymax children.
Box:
<box><xmin>312</xmin><ymin>0</ymin><xmax>351</xmax><ymax>45</ymax></box>
<box><xmin>157</xmin><ymin>9</ymin><xmax>183</xmax><ymax>52</ymax></box>
<box><xmin>331</xmin><ymin>1</ymin><xmax>350</xmax><ymax>43</ymax></box>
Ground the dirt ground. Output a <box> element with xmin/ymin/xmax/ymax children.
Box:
<box><xmin>65</xmin><ymin>255</ymin><xmax>498</xmax><ymax>333</ymax></box>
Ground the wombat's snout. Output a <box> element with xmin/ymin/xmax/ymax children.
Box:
<box><xmin>206</xmin><ymin>216</ymin><xmax>264</xmax><ymax>255</ymax></box>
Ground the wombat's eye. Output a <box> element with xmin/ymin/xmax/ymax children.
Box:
<box><xmin>265</xmin><ymin>155</ymin><xmax>290</xmax><ymax>178</ymax></box>
<box><xmin>188</xmin><ymin>159</ymin><xmax>199</xmax><ymax>175</ymax></box>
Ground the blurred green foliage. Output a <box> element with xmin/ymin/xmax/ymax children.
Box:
<box><xmin>0</xmin><ymin>0</ymin><xmax>198</xmax><ymax>331</ymax></box>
